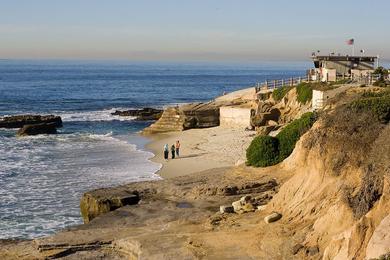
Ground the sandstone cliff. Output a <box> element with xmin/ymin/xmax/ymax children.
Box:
<box><xmin>142</xmin><ymin>102</ymin><xmax>221</xmax><ymax>134</ymax></box>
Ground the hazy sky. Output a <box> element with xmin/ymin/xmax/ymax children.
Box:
<box><xmin>1</xmin><ymin>0</ymin><xmax>389</xmax><ymax>62</ymax></box>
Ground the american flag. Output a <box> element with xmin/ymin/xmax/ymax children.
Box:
<box><xmin>346</xmin><ymin>38</ymin><xmax>354</xmax><ymax>45</ymax></box>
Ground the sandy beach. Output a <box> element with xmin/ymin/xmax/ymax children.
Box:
<box><xmin>145</xmin><ymin>126</ymin><xmax>256</xmax><ymax>178</ymax></box>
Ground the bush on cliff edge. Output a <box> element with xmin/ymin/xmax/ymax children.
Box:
<box><xmin>272</xmin><ymin>85</ymin><xmax>293</xmax><ymax>101</ymax></box>
<box><xmin>246</xmin><ymin>135</ymin><xmax>280</xmax><ymax>167</ymax></box>
<box><xmin>276</xmin><ymin>112</ymin><xmax>317</xmax><ymax>161</ymax></box>
<box><xmin>349</xmin><ymin>94</ymin><xmax>390</xmax><ymax>123</ymax></box>
<box><xmin>246</xmin><ymin>112</ymin><xmax>316</xmax><ymax>167</ymax></box>
<box><xmin>296</xmin><ymin>83</ymin><xmax>313</xmax><ymax>104</ymax></box>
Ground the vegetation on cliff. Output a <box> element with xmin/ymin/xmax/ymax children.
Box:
<box><xmin>246</xmin><ymin>135</ymin><xmax>280</xmax><ymax>167</ymax></box>
<box><xmin>296</xmin><ymin>83</ymin><xmax>313</xmax><ymax>104</ymax></box>
<box><xmin>276</xmin><ymin>112</ymin><xmax>316</xmax><ymax>160</ymax></box>
<box><xmin>272</xmin><ymin>85</ymin><xmax>292</xmax><ymax>101</ymax></box>
<box><xmin>271</xmin><ymin>82</ymin><xmax>314</xmax><ymax>104</ymax></box>
<box><xmin>349</xmin><ymin>92</ymin><xmax>390</xmax><ymax>123</ymax></box>
<box><xmin>246</xmin><ymin>112</ymin><xmax>316</xmax><ymax>167</ymax></box>
<box><xmin>373</xmin><ymin>66</ymin><xmax>389</xmax><ymax>87</ymax></box>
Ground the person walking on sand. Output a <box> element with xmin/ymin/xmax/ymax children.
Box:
<box><xmin>175</xmin><ymin>140</ymin><xmax>180</xmax><ymax>157</ymax></box>
<box><xmin>164</xmin><ymin>144</ymin><xmax>169</xmax><ymax>161</ymax></box>
<box><xmin>171</xmin><ymin>144</ymin><xmax>176</xmax><ymax>159</ymax></box>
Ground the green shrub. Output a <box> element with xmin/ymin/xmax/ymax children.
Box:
<box><xmin>276</xmin><ymin>112</ymin><xmax>316</xmax><ymax>160</ymax></box>
<box><xmin>246</xmin><ymin>112</ymin><xmax>316</xmax><ymax>167</ymax></box>
<box><xmin>373</xmin><ymin>79</ymin><xmax>388</xmax><ymax>87</ymax></box>
<box><xmin>272</xmin><ymin>85</ymin><xmax>293</xmax><ymax>101</ymax></box>
<box><xmin>349</xmin><ymin>95</ymin><xmax>390</xmax><ymax>123</ymax></box>
<box><xmin>296</xmin><ymin>83</ymin><xmax>313</xmax><ymax>104</ymax></box>
<box><xmin>373</xmin><ymin>66</ymin><xmax>389</xmax><ymax>87</ymax></box>
<box><xmin>361</xmin><ymin>90</ymin><xmax>390</xmax><ymax>98</ymax></box>
<box><xmin>246</xmin><ymin>135</ymin><xmax>280</xmax><ymax>167</ymax></box>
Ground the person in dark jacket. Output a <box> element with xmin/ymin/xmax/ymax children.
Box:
<box><xmin>171</xmin><ymin>144</ymin><xmax>176</xmax><ymax>159</ymax></box>
<box><xmin>164</xmin><ymin>144</ymin><xmax>169</xmax><ymax>161</ymax></box>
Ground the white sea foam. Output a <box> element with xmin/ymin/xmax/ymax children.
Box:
<box><xmin>58</xmin><ymin>108</ymin><xmax>137</xmax><ymax>122</ymax></box>
<box><xmin>0</xmin><ymin>131</ymin><xmax>161</xmax><ymax>239</ymax></box>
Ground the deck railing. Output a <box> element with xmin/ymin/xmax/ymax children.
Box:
<box><xmin>255</xmin><ymin>74</ymin><xmax>383</xmax><ymax>92</ymax></box>
<box><xmin>255</xmin><ymin>76</ymin><xmax>309</xmax><ymax>92</ymax></box>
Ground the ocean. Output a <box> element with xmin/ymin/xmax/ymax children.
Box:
<box><xmin>0</xmin><ymin>59</ymin><xmax>308</xmax><ymax>239</ymax></box>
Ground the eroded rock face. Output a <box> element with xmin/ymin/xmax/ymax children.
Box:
<box><xmin>111</xmin><ymin>108</ymin><xmax>163</xmax><ymax>121</ymax></box>
<box><xmin>80</xmin><ymin>189</ymin><xmax>140</xmax><ymax>223</ymax></box>
<box><xmin>17</xmin><ymin>123</ymin><xmax>58</xmax><ymax>136</ymax></box>
<box><xmin>0</xmin><ymin>115</ymin><xmax>62</xmax><ymax>128</ymax></box>
<box><xmin>143</xmin><ymin>102</ymin><xmax>220</xmax><ymax>133</ymax></box>
<box><xmin>181</xmin><ymin>103</ymin><xmax>220</xmax><ymax>129</ymax></box>
<box><xmin>251</xmin><ymin>108</ymin><xmax>281</xmax><ymax>127</ymax></box>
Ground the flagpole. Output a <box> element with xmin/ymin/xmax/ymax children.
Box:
<box><xmin>352</xmin><ymin>45</ymin><xmax>355</xmax><ymax>56</ymax></box>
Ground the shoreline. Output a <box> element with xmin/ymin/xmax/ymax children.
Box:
<box><xmin>143</xmin><ymin>126</ymin><xmax>255</xmax><ymax>179</ymax></box>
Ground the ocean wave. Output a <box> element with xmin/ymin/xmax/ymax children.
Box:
<box><xmin>0</xmin><ymin>129</ymin><xmax>161</xmax><ymax>239</ymax></box>
<box><xmin>57</xmin><ymin>108</ymin><xmax>137</xmax><ymax>122</ymax></box>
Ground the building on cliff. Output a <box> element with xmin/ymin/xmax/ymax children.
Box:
<box><xmin>308</xmin><ymin>54</ymin><xmax>378</xmax><ymax>82</ymax></box>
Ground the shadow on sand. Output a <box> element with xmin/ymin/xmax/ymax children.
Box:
<box><xmin>175</xmin><ymin>152</ymin><xmax>207</xmax><ymax>159</ymax></box>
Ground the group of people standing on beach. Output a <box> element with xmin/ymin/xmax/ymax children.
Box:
<box><xmin>164</xmin><ymin>140</ymin><xmax>180</xmax><ymax>161</ymax></box>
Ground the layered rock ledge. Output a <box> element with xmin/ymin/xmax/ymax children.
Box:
<box><xmin>111</xmin><ymin>108</ymin><xmax>163</xmax><ymax>121</ymax></box>
<box><xmin>142</xmin><ymin>102</ymin><xmax>223</xmax><ymax>134</ymax></box>
<box><xmin>0</xmin><ymin>115</ymin><xmax>62</xmax><ymax>129</ymax></box>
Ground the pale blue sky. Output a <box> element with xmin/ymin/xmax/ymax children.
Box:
<box><xmin>1</xmin><ymin>0</ymin><xmax>389</xmax><ymax>61</ymax></box>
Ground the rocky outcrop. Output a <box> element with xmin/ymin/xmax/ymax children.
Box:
<box><xmin>251</xmin><ymin>107</ymin><xmax>281</xmax><ymax>127</ymax></box>
<box><xmin>142</xmin><ymin>107</ymin><xmax>186</xmax><ymax>133</ymax></box>
<box><xmin>80</xmin><ymin>189</ymin><xmax>140</xmax><ymax>223</ymax></box>
<box><xmin>17</xmin><ymin>123</ymin><xmax>58</xmax><ymax>136</ymax></box>
<box><xmin>143</xmin><ymin>102</ymin><xmax>220</xmax><ymax>134</ymax></box>
<box><xmin>181</xmin><ymin>103</ymin><xmax>220</xmax><ymax>129</ymax></box>
<box><xmin>111</xmin><ymin>108</ymin><xmax>163</xmax><ymax>121</ymax></box>
<box><xmin>0</xmin><ymin>115</ymin><xmax>62</xmax><ymax>128</ymax></box>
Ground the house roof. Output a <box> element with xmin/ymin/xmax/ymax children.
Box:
<box><xmin>312</xmin><ymin>55</ymin><xmax>377</xmax><ymax>62</ymax></box>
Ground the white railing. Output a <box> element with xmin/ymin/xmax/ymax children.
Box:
<box><xmin>255</xmin><ymin>74</ymin><xmax>383</xmax><ymax>92</ymax></box>
<box><xmin>255</xmin><ymin>76</ymin><xmax>309</xmax><ymax>92</ymax></box>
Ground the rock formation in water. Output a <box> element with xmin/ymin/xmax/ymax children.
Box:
<box><xmin>0</xmin><ymin>115</ymin><xmax>62</xmax><ymax>128</ymax></box>
<box><xmin>16</xmin><ymin>122</ymin><xmax>58</xmax><ymax>136</ymax></box>
<box><xmin>111</xmin><ymin>108</ymin><xmax>163</xmax><ymax>121</ymax></box>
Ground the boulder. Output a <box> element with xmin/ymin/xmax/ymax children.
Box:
<box><xmin>264</xmin><ymin>212</ymin><xmax>282</xmax><ymax>223</ymax></box>
<box><xmin>111</xmin><ymin>108</ymin><xmax>162</xmax><ymax>121</ymax></box>
<box><xmin>220</xmin><ymin>205</ymin><xmax>235</xmax><ymax>214</ymax></box>
<box><xmin>232</xmin><ymin>200</ymin><xmax>243</xmax><ymax>213</ymax></box>
<box><xmin>0</xmin><ymin>115</ymin><xmax>62</xmax><ymax>128</ymax></box>
<box><xmin>257</xmin><ymin>101</ymin><xmax>273</xmax><ymax>113</ymax></box>
<box><xmin>80</xmin><ymin>189</ymin><xmax>140</xmax><ymax>223</ymax></box>
<box><xmin>231</xmin><ymin>195</ymin><xmax>257</xmax><ymax>214</ymax></box>
<box><xmin>17</xmin><ymin>123</ymin><xmax>58</xmax><ymax>136</ymax></box>
<box><xmin>292</xmin><ymin>244</ymin><xmax>304</xmax><ymax>255</ymax></box>
<box><xmin>240</xmin><ymin>195</ymin><xmax>252</xmax><ymax>204</ymax></box>
<box><xmin>251</xmin><ymin>108</ymin><xmax>281</xmax><ymax>127</ymax></box>
<box><xmin>306</xmin><ymin>246</ymin><xmax>319</xmax><ymax>256</ymax></box>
